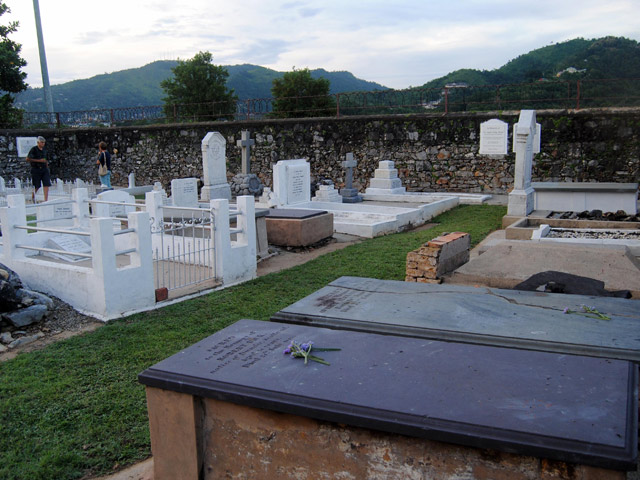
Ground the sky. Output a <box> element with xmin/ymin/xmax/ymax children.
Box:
<box><xmin>7</xmin><ymin>0</ymin><xmax>640</xmax><ymax>91</ymax></box>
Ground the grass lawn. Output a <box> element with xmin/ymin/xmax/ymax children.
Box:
<box><xmin>0</xmin><ymin>204</ymin><xmax>506</xmax><ymax>480</ymax></box>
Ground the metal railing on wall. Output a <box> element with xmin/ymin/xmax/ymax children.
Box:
<box><xmin>15</xmin><ymin>77</ymin><xmax>640</xmax><ymax>129</ymax></box>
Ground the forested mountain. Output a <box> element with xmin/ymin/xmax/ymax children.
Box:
<box><xmin>15</xmin><ymin>36</ymin><xmax>640</xmax><ymax>113</ymax></box>
<box><xmin>15</xmin><ymin>63</ymin><xmax>387</xmax><ymax>112</ymax></box>
<box><xmin>421</xmin><ymin>36</ymin><xmax>640</xmax><ymax>89</ymax></box>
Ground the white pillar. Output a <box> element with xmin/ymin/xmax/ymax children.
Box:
<box><xmin>0</xmin><ymin>195</ymin><xmax>28</xmax><ymax>260</ymax></box>
<box><xmin>72</xmin><ymin>188</ymin><xmax>90</xmax><ymax>228</ymax></box>
<box><xmin>145</xmin><ymin>190</ymin><xmax>165</xmax><ymax>232</ymax></box>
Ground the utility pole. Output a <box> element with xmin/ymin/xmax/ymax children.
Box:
<box><xmin>32</xmin><ymin>0</ymin><xmax>54</xmax><ymax>118</ymax></box>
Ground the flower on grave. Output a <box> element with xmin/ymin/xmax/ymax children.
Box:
<box><xmin>284</xmin><ymin>340</ymin><xmax>341</xmax><ymax>366</ymax></box>
<box><xmin>563</xmin><ymin>304</ymin><xmax>610</xmax><ymax>320</ymax></box>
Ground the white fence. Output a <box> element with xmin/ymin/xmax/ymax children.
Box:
<box><xmin>0</xmin><ymin>189</ymin><xmax>257</xmax><ymax>320</ymax></box>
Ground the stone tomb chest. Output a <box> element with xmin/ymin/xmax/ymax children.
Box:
<box><xmin>139</xmin><ymin>320</ymin><xmax>637</xmax><ymax>479</ymax></box>
<box><xmin>272</xmin><ymin>276</ymin><xmax>640</xmax><ymax>362</ymax></box>
<box><xmin>265</xmin><ymin>208</ymin><xmax>333</xmax><ymax>247</ymax></box>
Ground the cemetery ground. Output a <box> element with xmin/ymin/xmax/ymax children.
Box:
<box><xmin>0</xmin><ymin>204</ymin><xmax>505</xmax><ymax>480</ymax></box>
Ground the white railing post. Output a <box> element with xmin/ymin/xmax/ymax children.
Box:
<box><xmin>210</xmin><ymin>199</ymin><xmax>230</xmax><ymax>283</ymax></box>
<box><xmin>235</xmin><ymin>195</ymin><xmax>257</xmax><ymax>258</ymax></box>
<box><xmin>72</xmin><ymin>188</ymin><xmax>90</xmax><ymax>228</ymax></box>
<box><xmin>126</xmin><ymin>211</ymin><xmax>153</xmax><ymax>271</ymax></box>
<box><xmin>90</xmin><ymin>216</ymin><xmax>117</xmax><ymax>280</ymax></box>
<box><xmin>145</xmin><ymin>190</ymin><xmax>164</xmax><ymax>232</ymax></box>
<box><xmin>0</xmin><ymin>195</ymin><xmax>28</xmax><ymax>260</ymax></box>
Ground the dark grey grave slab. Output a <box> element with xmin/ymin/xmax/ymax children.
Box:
<box><xmin>139</xmin><ymin>320</ymin><xmax>638</xmax><ymax>470</ymax></box>
<box><xmin>266</xmin><ymin>208</ymin><xmax>328</xmax><ymax>219</ymax></box>
<box><xmin>271</xmin><ymin>276</ymin><xmax>640</xmax><ymax>362</ymax></box>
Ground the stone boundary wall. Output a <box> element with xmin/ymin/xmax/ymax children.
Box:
<box><xmin>1</xmin><ymin>108</ymin><xmax>638</xmax><ymax>196</ymax></box>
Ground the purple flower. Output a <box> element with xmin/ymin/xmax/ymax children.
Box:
<box><xmin>563</xmin><ymin>307</ymin><xmax>569</xmax><ymax>314</ymax></box>
<box><xmin>283</xmin><ymin>348</ymin><xmax>291</xmax><ymax>355</ymax></box>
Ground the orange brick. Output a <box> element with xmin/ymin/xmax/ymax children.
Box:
<box><xmin>406</xmin><ymin>268</ymin><xmax>422</xmax><ymax>277</ymax></box>
<box><xmin>416</xmin><ymin>277</ymin><xmax>442</xmax><ymax>284</ymax></box>
<box><xmin>418</xmin><ymin>246</ymin><xmax>440</xmax><ymax>256</ymax></box>
<box><xmin>404</xmin><ymin>276</ymin><xmax>417</xmax><ymax>282</ymax></box>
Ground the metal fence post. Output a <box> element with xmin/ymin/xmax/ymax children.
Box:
<box><xmin>444</xmin><ymin>88</ymin><xmax>449</xmax><ymax>114</ymax></box>
<box><xmin>336</xmin><ymin>93</ymin><xmax>341</xmax><ymax>118</ymax></box>
<box><xmin>576</xmin><ymin>80</ymin><xmax>581</xmax><ymax>110</ymax></box>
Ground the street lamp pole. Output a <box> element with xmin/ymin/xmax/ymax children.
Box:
<box><xmin>32</xmin><ymin>0</ymin><xmax>54</xmax><ymax>117</ymax></box>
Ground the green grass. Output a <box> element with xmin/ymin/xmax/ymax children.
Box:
<box><xmin>0</xmin><ymin>205</ymin><xmax>506</xmax><ymax>480</ymax></box>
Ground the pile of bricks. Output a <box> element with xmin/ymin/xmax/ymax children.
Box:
<box><xmin>406</xmin><ymin>232</ymin><xmax>471</xmax><ymax>283</ymax></box>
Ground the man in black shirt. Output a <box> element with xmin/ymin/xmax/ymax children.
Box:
<box><xmin>26</xmin><ymin>136</ymin><xmax>51</xmax><ymax>202</ymax></box>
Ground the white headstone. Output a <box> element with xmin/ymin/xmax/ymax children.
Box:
<box><xmin>128</xmin><ymin>172</ymin><xmax>136</xmax><ymax>188</ymax></box>
<box><xmin>13</xmin><ymin>178</ymin><xmax>21</xmax><ymax>190</ymax></box>
<box><xmin>95</xmin><ymin>190</ymin><xmax>136</xmax><ymax>218</ymax></box>
<box><xmin>153</xmin><ymin>181</ymin><xmax>169</xmax><ymax>205</ymax></box>
<box><xmin>170</xmin><ymin>178</ymin><xmax>199</xmax><ymax>208</ymax></box>
<box><xmin>237</xmin><ymin>130</ymin><xmax>255</xmax><ymax>175</ymax></box>
<box><xmin>273</xmin><ymin>159</ymin><xmax>311</xmax><ymax>207</ymax></box>
<box><xmin>365</xmin><ymin>160</ymin><xmax>406</xmax><ymax>195</ymax></box>
<box><xmin>312</xmin><ymin>183</ymin><xmax>342</xmax><ymax>203</ymax></box>
<box><xmin>479</xmin><ymin>119</ymin><xmax>508</xmax><ymax>155</ymax></box>
<box><xmin>201</xmin><ymin>132</ymin><xmax>231</xmax><ymax>201</ymax></box>
<box><xmin>0</xmin><ymin>176</ymin><xmax>5</xmax><ymax>193</ymax></box>
<box><xmin>36</xmin><ymin>201</ymin><xmax>75</xmax><ymax>227</ymax></box>
<box><xmin>17</xmin><ymin>137</ymin><xmax>38</xmax><ymax>157</ymax></box>
<box><xmin>507</xmin><ymin>110</ymin><xmax>537</xmax><ymax>216</ymax></box>
<box><xmin>45</xmin><ymin>234</ymin><xmax>92</xmax><ymax>263</ymax></box>
<box><xmin>513</xmin><ymin>122</ymin><xmax>541</xmax><ymax>153</ymax></box>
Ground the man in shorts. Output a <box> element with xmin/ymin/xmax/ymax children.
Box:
<box><xmin>26</xmin><ymin>136</ymin><xmax>51</xmax><ymax>202</ymax></box>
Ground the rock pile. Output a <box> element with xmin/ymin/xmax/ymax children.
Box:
<box><xmin>548</xmin><ymin>209</ymin><xmax>640</xmax><ymax>222</ymax></box>
<box><xmin>229</xmin><ymin>173</ymin><xmax>264</xmax><ymax>197</ymax></box>
<box><xmin>0</xmin><ymin>263</ymin><xmax>54</xmax><ymax>352</ymax></box>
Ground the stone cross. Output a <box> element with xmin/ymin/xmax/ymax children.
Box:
<box><xmin>507</xmin><ymin>109</ymin><xmax>536</xmax><ymax>216</ymax></box>
<box><xmin>237</xmin><ymin>130</ymin><xmax>255</xmax><ymax>175</ymax></box>
<box><xmin>340</xmin><ymin>153</ymin><xmax>362</xmax><ymax>203</ymax></box>
<box><xmin>342</xmin><ymin>153</ymin><xmax>357</xmax><ymax>190</ymax></box>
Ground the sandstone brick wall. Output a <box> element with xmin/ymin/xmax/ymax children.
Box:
<box><xmin>1</xmin><ymin>108</ymin><xmax>638</xmax><ymax>197</ymax></box>
<box><xmin>406</xmin><ymin>232</ymin><xmax>471</xmax><ymax>283</ymax></box>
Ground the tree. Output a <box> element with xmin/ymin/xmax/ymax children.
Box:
<box><xmin>270</xmin><ymin>68</ymin><xmax>335</xmax><ymax>118</ymax></box>
<box><xmin>0</xmin><ymin>2</ymin><xmax>27</xmax><ymax>128</ymax></box>
<box><xmin>161</xmin><ymin>51</ymin><xmax>237</xmax><ymax>121</ymax></box>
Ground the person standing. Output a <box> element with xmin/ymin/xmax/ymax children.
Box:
<box><xmin>26</xmin><ymin>136</ymin><xmax>51</xmax><ymax>202</ymax></box>
<box><xmin>97</xmin><ymin>141</ymin><xmax>112</xmax><ymax>189</ymax></box>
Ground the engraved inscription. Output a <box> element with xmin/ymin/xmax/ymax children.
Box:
<box><xmin>205</xmin><ymin>325</ymin><xmax>289</xmax><ymax>373</ymax></box>
<box><xmin>287</xmin><ymin>166</ymin><xmax>307</xmax><ymax>204</ymax></box>
<box><xmin>479</xmin><ymin>119</ymin><xmax>508</xmax><ymax>155</ymax></box>
<box><xmin>314</xmin><ymin>288</ymin><xmax>374</xmax><ymax>314</ymax></box>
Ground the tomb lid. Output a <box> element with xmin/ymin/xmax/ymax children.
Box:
<box><xmin>139</xmin><ymin>319</ymin><xmax>637</xmax><ymax>470</ymax></box>
<box><xmin>272</xmin><ymin>276</ymin><xmax>640</xmax><ymax>362</ymax></box>
<box><xmin>266</xmin><ymin>209</ymin><xmax>328</xmax><ymax>219</ymax></box>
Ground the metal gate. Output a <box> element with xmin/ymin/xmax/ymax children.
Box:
<box><xmin>151</xmin><ymin>208</ymin><xmax>218</xmax><ymax>294</ymax></box>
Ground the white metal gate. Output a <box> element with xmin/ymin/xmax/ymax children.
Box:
<box><xmin>152</xmin><ymin>209</ymin><xmax>218</xmax><ymax>293</ymax></box>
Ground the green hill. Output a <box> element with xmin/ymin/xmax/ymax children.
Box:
<box><xmin>15</xmin><ymin>63</ymin><xmax>388</xmax><ymax>112</ymax></box>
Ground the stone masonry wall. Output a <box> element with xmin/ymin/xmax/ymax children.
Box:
<box><xmin>1</xmin><ymin>108</ymin><xmax>638</xmax><ymax>196</ymax></box>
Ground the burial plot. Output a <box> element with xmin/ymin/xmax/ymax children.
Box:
<box><xmin>139</xmin><ymin>319</ymin><xmax>637</xmax><ymax>480</ymax></box>
<box><xmin>271</xmin><ymin>276</ymin><xmax>640</xmax><ymax>361</ymax></box>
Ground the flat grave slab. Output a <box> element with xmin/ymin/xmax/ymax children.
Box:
<box><xmin>139</xmin><ymin>319</ymin><xmax>637</xmax><ymax>471</ymax></box>
<box><xmin>265</xmin><ymin>208</ymin><xmax>328</xmax><ymax>219</ymax></box>
<box><xmin>271</xmin><ymin>276</ymin><xmax>640</xmax><ymax>361</ymax></box>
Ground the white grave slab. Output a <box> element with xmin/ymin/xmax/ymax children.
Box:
<box><xmin>479</xmin><ymin>119</ymin><xmax>508</xmax><ymax>155</ymax></box>
<box><xmin>45</xmin><ymin>234</ymin><xmax>92</xmax><ymax>263</ymax></box>
<box><xmin>170</xmin><ymin>178</ymin><xmax>199</xmax><ymax>208</ymax></box>
<box><xmin>201</xmin><ymin>132</ymin><xmax>231</xmax><ymax>201</ymax></box>
<box><xmin>17</xmin><ymin>137</ymin><xmax>38</xmax><ymax>157</ymax></box>
<box><xmin>272</xmin><ymin>159</ymin><xmax>311</xmax><ymax>207</ymax></box>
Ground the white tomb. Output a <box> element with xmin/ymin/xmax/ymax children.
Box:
<box><xmin>200</xmin><ymin>132</ymin><xmax>231</xmax><ymax>201</ymax></box>
<box><xmin>272</xmin><ymin>159</ymin><xmax>311</xmax><ymax>207</ymax></box>
<box><xmin>365</xmin><ymin>160</ymin><xmax>407</xmax><ymax>195</ymax></box>
<box><xmin>312</xmin><ymin>183</ymin><xmax>342</xmax><ymax>203</ymax></box>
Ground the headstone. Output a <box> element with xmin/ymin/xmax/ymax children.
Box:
<box><xmin>45</xmin><ymin>234</ymin><xmax>92</xmax><ymax>263</ymax></box>
<box><xmin>16</xmin><ymin>137</ymin><xmax>38</xmax><ymax>157</ymax></box>
<box><xmin>139</xmin><ymin>319</ymin><xmax>638</xmax><ymax>471</ymax></box>
<box><xmin>153</xmin><ymin>181</ymin><xmax>169</xmax><ymax>205</ymax></box>
<box><xmin>201</xmin><ymin>132</ymin><xmax>231</xmax><ymax>201</ymax></box>
<box><xmin>94</xmin><ymin>190</ymin><xmax>136</xmax><ymax>218</ymax></box>
<box><xmin>272</xmin><ymin>159</ymin><xmax>311</xmax><ymax>207</ymax></box>
<box><xmin>479</xmin><ymin>119</ymin><xmax>508</xmax><ymax>155</ymax></box>
<box><xmin>508</xmin><ymin>110</ymin><xmax>536</xmax><ymax>216</ymax></box>
<box><xmin>128</xmin><ymin>172</ymin><xmax>136</xmax><ymax>188</ymax></box>
<box><xmin>364</xmin><ymin>160</ymin><xmax>407</xmax><ymax>195</ymax></box>
<box><xmin>513</xmin><ymin>122</ymin><xmax>541</xmax><ymax>153</ymax></box>
<box><xmin>271</xmin><ymin>276</ymin><xmax>640</xmax><ymax>361</ymax></box>
<box><xmin>236</xmin><ymin>130</ymin><xmax>255</xmax><ymax>175</ymax></box>
<box><xmin>0</xmin><ymin>176</ymin><xmax>5</xmax><ymax>193</ymax></box>
<box><xmin>339</xmin><ymin>153</ymin><xmax>363</xmax><ymax>203</ymax></box>
<box><xmin>36</xmin><ymin>200</ymin><xmax>75</xmax><ymax>227</ymax></box>
<box><xmin>170</xmin><ymin>178</ymin><xmax>199</xmax><ymax>208</ymax></box>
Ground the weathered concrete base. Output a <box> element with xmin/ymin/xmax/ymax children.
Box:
<box><xmin>265</xmin><ymin>212</ymin><xmax>334</xmax><ymax>247</ymax></box>
<box><xmin>450</xmin><ymin>241</ymin><xmax>640</xmax><ymax>298</ymax></box>
<box><xmin>146</xmin><ymin>387</ymin><xmax>624</xmax><ymax>480</ymax></box>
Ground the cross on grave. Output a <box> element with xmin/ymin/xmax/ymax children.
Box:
<box><xmin>340</xmin><ymin>153</ymin><xmax>362</xmax><ymax>203</ymax></box>
<box><xmin>237</xmin><ymin>130</ymin><xmax>255</xmax><ymax>175</ymax></box>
